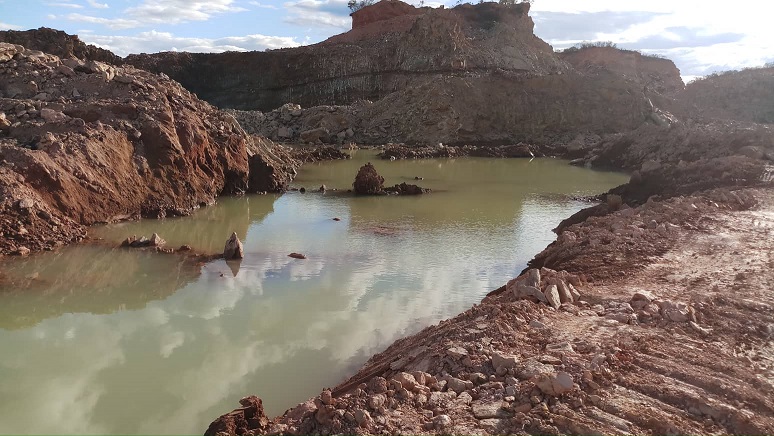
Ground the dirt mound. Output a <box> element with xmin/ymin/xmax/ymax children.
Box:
<box><xmin>0</xmin><ymin>43</ymin><xmax>294</xmax><ymax>255</ymax></box>
<box><xmin>353</xmin><ymin>162</ymin><xmax>385</xmax><ymax>195</ymax></box>
<box><xmin>0</xmin><ymin>27</ymin><xmax>121</xmax><ymax>64</ymax></box>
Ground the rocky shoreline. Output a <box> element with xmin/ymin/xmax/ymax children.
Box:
<box><xmin>206</xmin><ymin>159</ymin><xmax>774</xmax><ymax>435</ymax></box>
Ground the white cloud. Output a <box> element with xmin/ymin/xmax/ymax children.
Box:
<box><xmin>85</xmin><ymin>0</ymin><xmax>109</xmax><ymax>8</ymax></box>
<box><xmin>248</xmin><ymin>1</ymin><xmax>279</xmax><ymax>9</ymax></box>
<box><xmin>531</xmin><ymin>0</ymin><xmax>774</xmax><ymax>78</ymax></box>
<box><xmin>284</xmin><ymin>0</ymin><xmax>350</xmax><ymax>29</ymax></box>
<box><xmin>125</xmin><ymin>0</ymin><xmax>246</xmax><ymax>25</ymax></box>
<box><xmin>45</xmin><ymin>2</ymin><xmax>84</xmax><ymax>8</ymax></box>
<box><xmin>65</xmin><ymin>13</ymin><xmax>141</xmax><ymax>29</ymax></box>
<box><xmin>63</xmin><ymin>0</ymin><xmax>246</xmax><ymax>29</ymax></box>
<box><xmin>82</xmin><ymin>30</ymin><xmax>302</xmax><ymax>56</ymax></box>
<box><xmin>0</xmin><ymin>21</ymin><xmax>22</xmax><ymax>30</ymax></box>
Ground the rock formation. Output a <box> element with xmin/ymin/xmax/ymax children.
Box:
<box><xmin>223</xmin><ymin>232</ymin><xmax>244</xmax><ymax>260</ymax></box>
<box><xmin>0</xmin><ymin>42</ymin><xmax>296</xmax><ymax>255</ymax></box>
<box><xmin>117</xmin><ymin>1</ymin><xmax>680</xmax><ymax>146</ymax></box>
<box><xmin>353</xmin><ymin>162</ymin><xmax>385</xmax><ymax>195</ymax></box>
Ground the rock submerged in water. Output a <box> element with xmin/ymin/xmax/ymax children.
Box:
<box><xmin>288</xmin><ymin>252</ymin><xmax>306</xmax><ymax>259</ymax></box>
<box><xmin>352</xmin><ymin>163</ymin><xmax>430</xmax><ymax>195</ymax></box>
<box><xmin>384</xmin><ymin>182</ymin><xmax>430</xmax><ymax>195</ymax></box>
<box><xmin>223</xmin><ymin>232</ymin><xmax>244</xmax><ymax>260</ymax></box>
<box><xmin>353</xmin><ymin>162</ymin><xmax>385</xmax><ymax>195</ymax></box>
<box><xmin>122</xmin><ymin>233</ymin><xmax>166</xmax><ymax>248</ymax></box>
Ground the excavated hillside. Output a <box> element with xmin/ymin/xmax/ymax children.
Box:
<box><xmin>122</xmin><ymin>1</ymin><xmax>685</xmax><ymax>146</ymax></box>
<box><xmin>0</xmin><ymin>42</ymin><xmax>296</xmax><ymax>256</ymax></box>
<box><xmin>673</xmin><ymin>66</ymin><xmax>774</xmax><ymax>124</ymax></box>
<box><xmin>125</xmin><ymin>2</ymin><xmax>567</xmax><ymax>111</ymax></box>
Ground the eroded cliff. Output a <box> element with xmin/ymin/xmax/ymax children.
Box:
<box><xmin>0</xmin><ymin>43</ymin><xmax>295</xmax><ymax>255</ymax></box>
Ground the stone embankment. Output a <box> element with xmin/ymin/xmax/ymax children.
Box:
<box><xmin>0</xmin><ymin>43</ymin><xmax>296</xmax><ymax>256</ymax></box>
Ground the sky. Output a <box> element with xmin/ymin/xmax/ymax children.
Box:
<box><xmin>1</xmin><ymin>0</ymin><xmax>773</xmax><ymax>82</ymax></box>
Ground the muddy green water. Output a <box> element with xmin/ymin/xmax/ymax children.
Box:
<box><xmin>0</xmin><ymin>151</ymin><xmax>627</xmax><ymax>434</ymax></box>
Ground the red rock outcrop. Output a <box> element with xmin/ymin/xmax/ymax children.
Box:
<box><xmin>350</xmin><ymin>0</ymin><xmax>424</xmax><ymax>30</ymax></box>
<box><xmin>124</xmin><ymin>2</ymin><xmax>566</xmax><ymax>112</ymax></box>
<box><xmin>0</xmin><ymin>43</ymin><xmax>295</xmax><ymax>255</ymax></box>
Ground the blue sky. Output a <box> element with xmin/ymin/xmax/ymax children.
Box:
<box><xmin>1</xmin><ymin>0</ymin><xmax>772</xmax><ymax>80</ymax></box>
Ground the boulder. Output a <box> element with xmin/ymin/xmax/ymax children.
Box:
<box><xmin>391</xmin><ymin>372</ymin><xmax>419</xmax><ymax>392</ymax></box>
<box><xmin>40</xmin><ymin>108</ymin><xmax>68</xmax><ymax>123</ymax></box>
<box><xmin>224</xmin><ymin>232</ymin><xmax>244</xmax><ymax>260</ymax></box>
<box><xmin>544</xmin><ymin>284</ymin><xmax>561</xmax><ymax>308</ymax></box>
<box><xmin>491</xmin><ymin>351</ymin><xmax>519</xmax><ymax>372</ymax></box>
<box><xmin>433</xmin><ymin>414</ymin><xmax>452</xmax><ymax>430</ymax></box>
<box><xmin>447</xmin><ymin>376</ymin><xmax>473</xmax><ymax>393</ymax></box>
<box><xmin>353</xmin><ymin>162</ymin><xmax>384</xmax><ymax>195</ymax></box>
<box><xmin>149</xmin><ymin>232</ymin><xmax>165</xmax><ymax>247</ymax></box>
<box><xmin>534</xmin><ymin>371</ymin><xmax>574</xmax><ymax>396</ymax></box>
<box><xmin>204</xmin><ymin>395</ymin><xmax>269</xmax><ymax>436</ymax></box>
<box><xmin>524</xmin><ymin>268</ymin><xmax>541</xmax><ymax>288</ymax></box>
<box><xmin>299</xmin><ymin>127</ymin><xmax>329</xmax><ymax>143</ymax></box>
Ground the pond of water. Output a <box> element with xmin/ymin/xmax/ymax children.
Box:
<box><xmin>0</xmin><ymin>151</ymin><xmax>627</xmax><ymax>434</ymax></box>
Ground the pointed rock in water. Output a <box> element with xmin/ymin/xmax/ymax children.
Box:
<box><xmin>288</xmin><ymin>252</ymin><xmax>306</xmax><ymax>259</ymax></box>
<box><xmin>353</xmin><ymin>162</ymin><xmax>384</xmax><ymax>195</ymax></box>
<box><xmin>224</xmin><ymin>232</ymin><xmax>244</xmax><ymax>260</ymax></box>
<box><xmin>149</xmin><ymin>232</ymin><xmax>165</xmax><ymax>247</ymax></box>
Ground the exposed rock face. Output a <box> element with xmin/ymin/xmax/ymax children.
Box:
<box><xmin>0</xmin><ymin>42</ymin><xmax>294</xmax><ymax>255</ymax></box>
<box><xmin>558</xmin><ymin>46</ymin><xmax>684</xmax><ymax>95</ymax></box>
<box><xmin>353</xmin><ymin>162</ymin><xmax>385</xmax><ymax>195</ymax></box>
<box><xmin>125</xmin><ymin>2</ymin><xmax>562</xmax><ymax>112</ymax></box>
<box><xmin>350</xmin><ymin>0</ymin><xmax>424</xmax><ymax>30</ymax></box>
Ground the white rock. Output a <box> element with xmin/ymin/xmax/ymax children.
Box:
<box><xmin>391</xmin><ymin>372</ymin><xmax>419</xmax><ymax>392</ymax></box>
<box><xmin>544</xmin><ymin>284</ymin><xmax>561</xmax><ymax>308</ymax></box>
<box><xmin>40</xmin><ymin>108</ymin><xmax>68</xmax><ymax>123</ymax></box>
<box><xmin>491</xmin><ymin>351</ymin><xmax>518</xmax><ymax>371</ymax></box>
<box><xmin>433</xmin><ymin>414</ymin><xmax>452</xmax><ymax>429</ymax></box>
<box><xmin>446</xmin><ymin>346</ymin><xmax>468</xmax><ymax>360</ymax></box>
<box><xmin>535</xmin><ymin>371</ymin><xmax>574</xmax><ymax>396</ymax></box>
